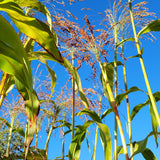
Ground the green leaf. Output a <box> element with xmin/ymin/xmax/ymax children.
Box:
<box><xmin>63</xmin><ymin>58</ymin><xmax>89</xmax><ymax>109</ymax></box>
<box><xmin>142</xmin><ymin>148</ymin><xmax>157</xmax><ymax>160</ymax></box>
<box><xmin>69</xmin><ymin>121</ymin><xmax>94</xmax><ymax>160</ymax></box>
<box><xmin>127</xmin><ymin>54</ymin><xmax>140</xmax><ymax>59</ymax></box>
<box><xmin>96</xmin><ymin>122</ymin><xmax>112</xmax><ymax>160</ymax></box>
<box><xmin>0</xmin><ymin>15</ymin><xmax>32</xmax><ymax>89</ymax></box>
<box><xmin>138</xmin><ymin>19</ymin><xmax>160</xmax><ymax>38</ymax></box>
<box><xmin>13</xmin><ymin>127</ymin><xmax>25</xmax><ymax>137</ymax></box>
<box><xmin>105</xmin><ymin>63</ymin><xmax>113</xmax><ymax>91</ymax></box>
<box><xmin>149</xmin><ymin>102</ymin><xmax>159</xmax><ymax>147</ymax></box>
<box><xmin>130</xmin><ymin>101</ymin><xmax>148</xmax><ymax>121</ymax></box>
<box><xmin>15</xmin><ymin>79</ymin><xmax>40</xmax><ymax>147</ymax></box>
<box><xmin>100</xmin><ymin>63</ymin><xmax>114</xmax><ymax>107</ymax></box>
<box><xmin>101</xmin><ymin>108</ymin><xmax>113</xmax><ymax>120</ymax></box>
<box><xmin>116</xmin><ymin>38</ymin><xmax>135</xmax><ymax>47</ymax></box>
<box><xmin>29</xmin><ymin>51</ymin><xmax>90</xmax><ymax>109</ymax></box>
<box><xmin>78</xmin><ymin>108</ymin><xmax>101</xmax><ymax>123</ymax></box>
<box><xmin>131</xmin><ymin>91</ymin><xmax>160</xmax><ymax>121</ymax></box>
<box><xmin>116</xmin><ymin>146</ymin><xmax>124</xmax><ymax>156</ymax></box>
<box><xmin>0</xmin><ymin>74</ymin><xmax>15</xmax><ymax>96</ymax></box>
<box><xmin>13</xmin><ymin>0</ymin><xmax>52</xmax><ymax>30</ymax></box>
<box><xmin>24</xmin><ymin>38</ymin><xmax>35</xmax><ymax>53</ymax></box>
<box><xmin>0</xmin><ymin>117</ymin><xmax>11</xmax><ymax>128</ymax></box>
<box><xmin>39</xmin><ymin>56</ymin><xmax>57</xmax><ymax>98</ymax></box>
<box><xmin>0</xmin><ymin>1</ymin><xmax>63</xmax><ymax>63</ymax></box>
<box><xmin>115</xmin><ymin>86</ymin><xmax>143</xmax><ymax>106</ymax></box>
<box><xmin>131</xmin><ymin>137</ymin><xmax>148</xmax><ymax>158</ymax></box>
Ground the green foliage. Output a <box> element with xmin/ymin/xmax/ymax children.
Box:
<box><xmin>138</xmin><ymin>19</ymin><xmax>160</xmax><ymax>38</ymax></box>
<box><xmin>0</xmin><ymin>121</ymin><xmax>24</xmax><ymax>158</ymax></box>
<box><xmin>115</xmin><ymin>86</ymin><xmax>144</xmax><ymax>106</ymax></box>
<box><xmin>0</xmin><ymin>0</ymin><xmax>63</xmax><ymax>63</ymax></box>
<box><xmin>78</xmin><ymin>109</ymin><xmax>112</xmax><ymax>160</ymax></box>
<box><xmin>142</xmin><ymin>148</ymin><xmax>157</xmax><ymax>160</ymax></box>
<box><xmin>69</xmin><ymin>120</ymin><xmax>94</xmax><ymax>160</ymax></box>
<box><xmin>0</xmin><ymin>0</ymin><xmax>160</xmax><ymax>159</ymax></box>
<box><xmin>97</xmin><ymin>122</ymin><xmax>112</xmax><ymax>160</ymax></box>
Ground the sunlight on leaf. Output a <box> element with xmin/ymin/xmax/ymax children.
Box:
<box><xmin>138</xmin><ymin>19</ymin><xmax>160</xmax><ymax>38</ymax></box>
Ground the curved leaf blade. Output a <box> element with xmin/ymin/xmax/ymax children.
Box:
<box><xmin>138</xmin><ymin>19</ymin><xmax>160</xmax><ymax>38</ymax></box>
<box><xmin>142</xmin><ymin>148</ymin><xmax>157</xmax><ymax>160</ymax></box>
<box><xmin>69</xmin><ymin>121</ymin><xmax>94</xmax><ymax>160</ymax></box>
<box><xmin>0</xmin><ymin>1</ymin><xmax>63</xmax><ymax>63</ymax></box>
<box><xmin>0</xmin><ymin>15</ymin><xmax>32</xmax><ymax>89</ymax></box>
<box><xmin>13</xmin><ymin>0</ymin><xmax>52</xmax><ymax>30</ymax></box>
<box><xmin>96</xmin><ymin>122</ymin><xmax>112</xmax><ymax>160</ymax></box>
<box><xmin>78</xmin><ymin>108</ymin><xmax>101</xmax><ymax>123</ymax></box>
<box><xmin>131</xmin><ymin>91</ymin><xmax>160</xmax><ymax>121</ymax></box>
<box><xmin>115</xmin><ymin>86</ymin><xmax>143</xmax><ymax>106</ymax></box>
<box><xmin>101</xmin><ymin>108</ymin><xmax>113</xmax><ymax>120</ymax></box>
<box><xmin>116</xmin><ymin>38</ymin><xmax>135</xmax><ymax>47</ymax></box>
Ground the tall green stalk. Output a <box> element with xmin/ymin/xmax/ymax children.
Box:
<box><xmin>93</xmin><ymin>96</ymin><xmax>102</xmax><ymax>160</ymax></box>
<box><xmin>24</xmin><ymin>120</ymin><xmax>29</xmax><ymax>160</ymax></box>
<box><xmin>97</xmin><ymin>53</ymin><xmax>129</xmax><ymax>160</ymax></box>
<box><xmin>62</xmin><ymin>117</ymin><xmax>65</xmax><ymax>160</ymax></box>
<box><xmin>6</xmin><ymin>114</ymin><xmax>16</xmax><ymax>157</ymax></box>
<box><xmin>45</xmin><ymin>116</ymin><xmax>55</xmax><ymax>158</ymax></box>
<box><xmin>122</xmin><ymin>43</ymin><xmax>133</xmax><ymax>159</ymax></box>
<box><xmin>45</xmin><ymin>125</ymin><xmax>53</xmax><ymax>157</ymax></box>
<box><xmin>0</xmin><ymin>73</ymin><xmax>8</xmax><ymax>108</ymax></box>
<box><xmin>114</xmin><ymin>29</ymin><xmax>118</xmax><ymax>160</ymax></box>
<box><xmin>72</xmin><ymin>51</ymin><xmax>75</xmax><ymax>139</ymax></box>
<box><xmin>128</xmin><ymin>0</ymin><xmax>160</xmax><ymax>127</ymax></box>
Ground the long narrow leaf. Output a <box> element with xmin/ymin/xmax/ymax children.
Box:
<box><xmin>96</xmin><ymin>122</ymin><xmax>112</xmax><ymax>160</ymax></box>
<box><xmin>149</xmin><ymin>102</ymin><xmax>158</xmax><ymax>146</ymax></box>
<box><xmin>138</xmin><ymin>19</ymin><xmax>160</xmax><ymax>38</ymax></box>
<box><xmin>131</xmin><ymin>91</ymin><xmax>160</xmax><ymax>121</ymax></box>
<box><xmin>0</xmin><ymin>1</ymin><xmax>63</xmax><ymax>63</ymax></box>
<box><xmin>39</xmin><ymin>57</ymin><xmax>57</xmax><ymax>97</ymax></box>
<box><xmin>78</xmin><ymin>108</ymin><xmax>101</xmax><ymax>123</ymax></box>
<box><xmin>115</xmin><ymin>86</ymin><xmax>144</xmax><ymax>106</ymax></box>
<box><xmin>0</xmin><ymin>15</ymin><xmax>32</xmax><ymax>89</ymax></box>
<box><xmin>69</xmin><ymin>120</ymin><xmax>94</xmax><ymax>160</ymax></box>
<box><xmin>13</xmin><ymin>0</ymin><xmax>52</xmax><ymax>30</ymax></box>
<box><xmin>142</xmin><ymin>148</ymin><xmax>157</xmax><ymax>160</ymax></box>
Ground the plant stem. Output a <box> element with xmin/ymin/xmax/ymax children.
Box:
<box><xmin>24</xmin><ymin>120</ymin><xmax>29</xmax><ymax>160</ymax></box>
<box><xmin>128</xmin><ymin>0</ymin><xmax>160</xmax><ymax>127</ymax></box>
<box><xmin>122</xmin><ymin>44</ymin><xmax>133</xmax><ymax>159</ymax></box>
<box><xmin>0</xmin><ymin>94</ymin><xmax>5</xmax><ymax>108</ymax></box>
<box><xmin>62</xmin><ymin>125</ymin><xmax>65</xmax><ymax>160</ymax></box>
<box><xmin>114</xmin><ymin>29</ymin><xmax>118</xmax><ymax>160</ymax></box>
<box><xmin>93</xmin><ymin>96</ymin><xmax>102</xmax><ymax>160</ymax></box>
<box><xmin>35</xmin><ymin>128</ymin><xmax>38</xmax><ymax>152</ymax></box>
<box><xmin>45</xmin><ymin>125</ymin><xmax>53</xmax><ymax>157</ymax></box>
<box><xmin>0</xmin><ymin>73</ymin><xmax>8</xmax><ymax>108</ymax></box>
<box><xmin>6</xmin><ymin>115</ymin><xmax>15</xmax><ymax>157</ymax></box>
<box><xmin>99</xmin><ymin>62</ymin><xmax>129</xmax><ymax>160</ymax></box>
<box><xmin>45</xmin><ymin>114</ymin><xmax>56</xmax><ymax>158</ymax></box>
<box><xmin>72</xmin><ymin>51</ymin><xmax>75</xmax><ymax>139</ymax></box>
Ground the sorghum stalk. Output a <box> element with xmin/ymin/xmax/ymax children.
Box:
<box><xmin>0</xmin><ymin>73</ymin><xmax>8</xmax><ymax>108</ymax></box>
<box><xmin>93</xmin><ymin>96</ymin><xmax>102</xmax><ymax>160</ymax></box>
<box><xmin>72</xmin><ymin>51</ymin><xmax>75</xmax><ymax>139</ymax></box>
<box><xmin>6</xmin><ymin>115</ymin><xmax>15</xmax><ymax>157</ymax></box>
<box><xmin>122</xmin><ymin>43</ymin><xmax>133</xmax><ymax>159</ymax></box>
<box><xmin>128</xmin><ymin>0</ymin><xmax>160</xmax><ymax>127</ymax></box>
<box><xmin>114</xmin><ymin>28</ymin><xmax>118</xmax><ymax>160</ymax></box>
<box><xmin>99</xmin><ymin>60</ymin><xmax>129</xmax><ymax>160</ymax></box>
